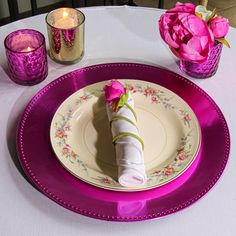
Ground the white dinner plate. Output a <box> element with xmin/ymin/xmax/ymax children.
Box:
<box><xmin>50</xmin><ymin>79</ymin><xmax>201</xmax><ymax>191</ymax></box>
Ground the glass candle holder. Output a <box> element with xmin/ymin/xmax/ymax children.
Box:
<box><xmin>46</xmin><ymin>8</ymin><xmax>85</xmax><ymax>64</ymax></box>
<box><xmin>179</xmin><ymin>42</ymin><xmax>223</xmax><ymax>79</ymax></box>
<box><xmin>4</xmin><ymin>29</ymin><xmax>48</xmax><ymax>85</ymax></box>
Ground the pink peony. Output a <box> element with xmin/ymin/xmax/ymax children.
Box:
<box><xmin>167</xmin><ymin>2</ymin><xmax>195</xmax><ymax>14</ymax></box>
<box><xmin>159</xmin><ymin>3</ymin><xmax>214</xmax><ymax>62</ymax></box>
<box><xmin>210</xmin><ymin>16</ymin><xmax>229</xmax><ymax>39</ymax></box>
<box><xmin>104</xmin><ymin>80</ymin><xmax>125</xmax><ymax>104</ymax></box>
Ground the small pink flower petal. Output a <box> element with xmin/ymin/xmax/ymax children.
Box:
<box><xmin>179</xmin><ymin>43</ymin><xmax>207</xmax><ymax>62</ymax></box>
<box><xmin>187</xmin><ymin>36</ymin><xmax>202</xmax><ymax>53</ymax></box>
<box><xmin>167</xmin><ymin>2</ymin><xmax>195</xmax><ymax>14</ymax></box>
<box><xmin>159</xmin><ymin>14</ymin><xmax>180</xmax><ymax>48</ymax></box>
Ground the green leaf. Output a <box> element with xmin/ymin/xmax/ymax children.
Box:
<box><xmin>195</xmin><ymin>12</ymin><xmax>202</xmax><ymax>19</ymax></box>
<box><xmin>117</xmin><ymin>94</ymin><xmax>126</xmax><ymax>108</ymax></box>
<box><xmin>125</xmin><ymin>85</ymin><xmax>129</xmax><ymax>98</ymax></box>
<box><xmin>216</xmin><ymin>38</ymin><xmax>231</xmax><ymax>48</ymax></box>
<box><xmin>206</xmin><ymin>8</ymin><xmax>217</xmax><ymax>22</ymax></box>
<box><xmin>117</xmin><ymin>86</ymin><xmax>129</xmax><ymax>109</ymax></box>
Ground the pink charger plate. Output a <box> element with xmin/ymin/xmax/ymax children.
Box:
<box><xmin>17</xmin><ymin>63</ymin><xmax>230</xmax><ymax>222</ymax></box>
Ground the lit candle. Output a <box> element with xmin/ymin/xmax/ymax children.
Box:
<box><xmin>53</xmin><ymin>10</ymin><xmax>77</xmax><ymax>29</ymax></box>
<box><xmin>21</xmin><ymin>46</ymin><xmax>33</xmax><ymax>52</ymax></box>
<box><xmin>46</xmin><ymin>8</ymin><xmax>85</xmax><ymax>64</ymax></box>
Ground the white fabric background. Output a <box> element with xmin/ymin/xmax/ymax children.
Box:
<box><xmin>0</xmin><ymin>6</ymin><xmax>236</xmax><ymax>236</ymax></box>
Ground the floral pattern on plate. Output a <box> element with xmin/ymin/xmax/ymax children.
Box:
<box><xmin>51</xmin><ymin>80</ymin><xmax>200</xmax><ymax>191</ymax></box>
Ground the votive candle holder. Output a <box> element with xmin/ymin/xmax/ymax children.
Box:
<box><xmin>4</xmin><ymin>29</ymin><xmax>48</xmax><ymax>85</ymax></box>
<box><xmin>46</xmin><ymin>8</ymin><xmax>85</xmax><ymax>64</ymax></box>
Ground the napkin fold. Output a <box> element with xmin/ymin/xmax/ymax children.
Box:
<box><xmin>106</xmin><ymin>93</ymin><xmax>147</xmax><ymax>187</ymax></box>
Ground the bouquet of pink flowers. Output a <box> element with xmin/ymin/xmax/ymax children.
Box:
<box><xmin>159</xmin><ymin>2</ymin><xmax>230</xmax><ymax>62</ymax></box>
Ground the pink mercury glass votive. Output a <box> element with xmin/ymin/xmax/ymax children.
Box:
<box><xmin>4</xmin><ymin>29</ymin><xmax>48</xmax><ymax>85</ymax></box>
<box><xmin>179</xmin><ymin>42</ymin><xmax>223</xmax><ymax>79</ymax></box>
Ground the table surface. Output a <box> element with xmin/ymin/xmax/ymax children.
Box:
<box><xmin>0</xmin><ymin>5</ymin><xmax>236</xmax><ymax>236</ymax></box>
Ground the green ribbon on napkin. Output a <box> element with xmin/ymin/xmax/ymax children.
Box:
<box><xmin>110</xmin><ymin>116</ymin><xmax>138</xmax><ymax>129</ymax></box>
<box><xmin>112</xmin><ymin>132</ymin><xmax>144</xmax><ymax>150</ymax></box>
<box><xmin>124</xmin><ymin>102</ymin><xmax>137</xmax><ymax>121</ymax></box>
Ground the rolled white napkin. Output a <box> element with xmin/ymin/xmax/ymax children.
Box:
<box><xmin>106</xmin><ymin>93</ymin><xmax>147</xmax><ymax>187</ymax></box>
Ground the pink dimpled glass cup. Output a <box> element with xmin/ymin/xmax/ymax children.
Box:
<box><xmin>4</xmin><ymin>29</ymin><xmax>48</xmax><ymax>85</ymax></box>
<box><xmin>179</xmin><ymin>42</ymin><xmax>223</xmax><ymax>79</ymax></box>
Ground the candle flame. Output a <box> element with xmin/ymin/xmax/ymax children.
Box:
<box><xmin>63</xmin><ymin>11</ymin><xmax>68</xmax><ymax>18</ymax></box>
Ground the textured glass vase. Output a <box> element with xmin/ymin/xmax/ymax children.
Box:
<box><xmin>179</xmin><ymin>42</ymin><xmax>223</xmax><ymax>79</ymax></box>
<box><xmin>4</xmin><ymin>29</ymin><xmax>48</xmax><ymax>85</ymax></box>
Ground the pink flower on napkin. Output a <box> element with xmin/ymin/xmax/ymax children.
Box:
<box><xmin>159</xmin><ymin>3</ymin><xmax>214</xmax><ymax>62</ymax></box>
<box><xmin>104</xmin><ymin>80</ymin><xmax>125</xmax><ymax>105</ymax></box>
<box><xmin>209</xmin><ymin>16</ymin><xmax>229</xmax><ymax>39</ymax></box>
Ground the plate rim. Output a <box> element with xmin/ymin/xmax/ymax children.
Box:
<box><xmin>17</xmin><ymin>62</ymin><xmax>230</xmax><ymax>222</ymax></box>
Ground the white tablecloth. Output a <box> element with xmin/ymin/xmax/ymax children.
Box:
<box><xmin>0</xmin><ymin>6</ymin><xmax>236</xmax><ymax>236</ymax></box>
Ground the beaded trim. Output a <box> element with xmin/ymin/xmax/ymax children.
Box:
<box><xmin>17</xmin><ymin>63</ymin><xmax>230</xmax><ymax>222</ymax></box>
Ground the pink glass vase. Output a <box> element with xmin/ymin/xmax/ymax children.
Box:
<box><xmin>179</xmin><ymin>42</ymin><xmax>223</xmax><ymax>79</ymax></box>
<box><xmin>4</xmin><ymin>29</ymin><xmax>48</xmax><ymax>85</ymax></box>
